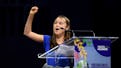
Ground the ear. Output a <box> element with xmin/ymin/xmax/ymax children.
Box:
<box><xmin>65</xmin><ymin>26</ymin><xmax>70</xmax><ymax>30</ymax></box>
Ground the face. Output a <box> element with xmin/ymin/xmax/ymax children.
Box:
<box><xmin>53</xmin><ymin>17</ymin><xmax>69</xmax><ymax>35</ymax></box>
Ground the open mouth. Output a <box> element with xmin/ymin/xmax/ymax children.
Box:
<box><xmin>56</xmin><ymin>28</ymin><xmax>59</xmax><ymax>30</ymax></box>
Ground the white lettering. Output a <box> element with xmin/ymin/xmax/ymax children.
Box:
<box><xmin>97</xmin><ymin>45</ymin><xmax>108</xmax><ymax>51</ymax></box>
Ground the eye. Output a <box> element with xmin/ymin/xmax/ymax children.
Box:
<box><xmin>59</xmin><ymin>22</ymin><xmax>64</xmax><ymax>25</ymax></box>
<box><xmin>54</xmin><ymin>21</ymin><xmax>57</xmax><ymax>24</ymax></box>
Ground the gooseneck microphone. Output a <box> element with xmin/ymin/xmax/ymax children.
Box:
<box><xmin>60</xmin><ymin>27</ymin><xmax>71</xmax><ymax>32</ymax></box>
<box><xmin>60</xmin><ymin>27</ymin><xmax>76</xmax><ymax>37</ymax></box>
<box><xmin>60</xmin><ymin>27</ymin><xmax>64</xmax><ymax>30</ymax></box>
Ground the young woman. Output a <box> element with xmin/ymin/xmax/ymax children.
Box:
<box><xmin>24</xmin><ymin>6</ymin><xmax>72</xmax><ymax>68</ymax></box>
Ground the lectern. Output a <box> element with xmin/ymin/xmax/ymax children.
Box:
<box><xmin>38</xmin><ymin>30</ymin><xmax>119</xmax><ymax>68</ymax></box>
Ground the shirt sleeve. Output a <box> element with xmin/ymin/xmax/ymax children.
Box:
<box><xmin>43</xmin><ymin>35</ymin><xmax>51</xmax><ymax>52</ymax></box>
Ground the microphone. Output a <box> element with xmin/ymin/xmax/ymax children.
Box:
<box><xmin>56</xmin><ymin>27</ymin><xmax>66</xmax><ymax>30</ymax></box>
<box><xmin>60</xmin><ymin>27</ymin><xmax>76</xmax><ymax>37</ymax></box>
<box><xmin>60</xmin><ymin>27</ymin><xmax>64</xmax><ymax>30</ymax></box>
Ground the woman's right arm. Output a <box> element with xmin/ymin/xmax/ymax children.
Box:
<box><xmin>24</xmin><ymin>6</ymin><xmax>44</xmax><ymax>43</ymax></box>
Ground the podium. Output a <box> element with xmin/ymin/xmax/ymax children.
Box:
<box><xmin>38</xmin><ymin>30</ymin><xmax>119</xmax><ymax>68</ymax></box>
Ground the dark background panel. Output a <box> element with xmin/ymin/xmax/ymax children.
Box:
<box><xmin>0</xmin><ymin>0</ymin><xmax>120</xmax><ymax>68</ymax></box>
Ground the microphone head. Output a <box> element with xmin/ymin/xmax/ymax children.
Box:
<box><xmin>60</xmin><ymin>27</ymin><xmax>72</xmax><ymax>32</ymax></box>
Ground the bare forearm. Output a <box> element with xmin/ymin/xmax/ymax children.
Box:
<box><xmin>23</xmin><ymin>6</ymin><xmax>43</xmax><ymax>42</ymax></box>
<box><xmin>24</xmin><ymin>14</ymin><xmax>35</xmax><ymax>35</ymax></box>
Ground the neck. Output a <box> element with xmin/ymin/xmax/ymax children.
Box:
<box><xmin>56</xmin><ymin>34</ymin><xmax>65</xmax><ymax>44</ymax></box>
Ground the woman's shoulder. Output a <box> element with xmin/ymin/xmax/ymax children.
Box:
<box><xmin>43</xmin><ymin>35</ymin><xmax>51</xmax><ymax>41</ymax></box>
<box><xmin>44</xmin><ymin>35</ymin><xmax>51</xmax><ymax>38</ymax></box>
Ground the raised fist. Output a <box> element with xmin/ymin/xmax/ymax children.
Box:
<box><xmin>29</xmin><ymin>6</ymin><xmax>39</xmax><ymax>14</ymax></box>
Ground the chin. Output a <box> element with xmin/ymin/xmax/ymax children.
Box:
<box><xmin>54</xmin><ymin>33</ymin><xmax>60</xmax><ymax>35</ymax></box>
<box><xmin>54</xmin><ymin>32</ymin><xmax>62</xmax><ymax>35</ymax></box>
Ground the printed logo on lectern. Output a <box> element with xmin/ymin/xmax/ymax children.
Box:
<box><xmin>93</xmin><ymin>39</ymin><xmax>111</xmax><ymax>57</ymax></box>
